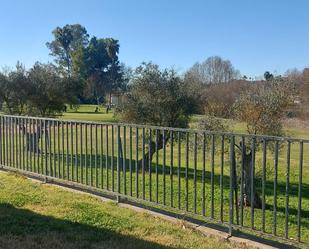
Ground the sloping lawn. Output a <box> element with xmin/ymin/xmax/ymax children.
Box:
<box><xmin>0</xmin><ymin>172</ymin><xmax>235</xmax><ymax>249</ymax></box>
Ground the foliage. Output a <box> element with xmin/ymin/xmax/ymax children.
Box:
<box><xmin>233</xmin><ymin>79</ymin><xmax>296</xmax><ymax>136</ymax></box>
<box><xmin>27</xmin><ymin>63</ymin><xmax>66</xmax><ymax>116</ymax></box>
<box><xmin>0</xmin><ymin>62</ymin><xmax>31</xmax><ymax>115</ymax></box>
<box><xmin>185</xmin><ymin>56</ymin><xmax>241</xmax><ymax>85</ymax></box>
<box><xmin>46</xmin><ymin>24</ymin><xmax>89</xmax><ymax>76</ymax></box>
<box><xmin>120</xmin><ymin>62</ymin><xmax>194</xmax><ymax>128</ymax></box>
<box><xmin>203</xmin><ymin>80</ymin><xmax>249</xmax><ymax>118</ymax></box>
<box><xmin>73</xmin><ymin>37</ymin><xmax>125</xmax><ymax>106</ymax></box>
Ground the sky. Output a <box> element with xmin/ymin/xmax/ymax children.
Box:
<box><xmin>0</xmin><ymin>0</ymin><xmax>308</xmax><ymax>77</ymax></box>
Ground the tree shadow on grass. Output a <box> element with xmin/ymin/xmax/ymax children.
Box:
<box><xmin>0</xmin><ymin>203</ymin><xmax>174</xmax><ymax>249</ymax></box>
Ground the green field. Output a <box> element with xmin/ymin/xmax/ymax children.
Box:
<box><xmin>0</xmin><ymin>172</ymin><xmax>233</xmax><ymax>249</ymax></box>
<box><xmin>1</xmin><ymin>104</ymin><xmax>308</xmax><ymax>246</ymax></box>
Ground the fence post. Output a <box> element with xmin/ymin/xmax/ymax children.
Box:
<box><xmin>117</xmin><ymin>125</ymin><xmax>121</xmax><ymax>203</ymax></box>
<box><xmin>229</xmin><ymin>135</ymin><xmax>235</xmax><ymax>236</ymax></box>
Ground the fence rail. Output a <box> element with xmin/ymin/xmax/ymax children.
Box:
<box><xmin>0</xmin><ymin>115</ymin><xmax>308</xmax><ymax>246</ymax></box>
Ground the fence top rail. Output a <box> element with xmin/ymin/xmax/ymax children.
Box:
<box><xmin>1</xmin><ymin>114</ymin><xmax>309</xmax><ymax>143</ymax></box>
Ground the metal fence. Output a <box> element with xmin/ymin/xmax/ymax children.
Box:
<box><xmin>0</xmin><ymin>114</ymin><xmax>308</xmax><ymax>246</ymax></box>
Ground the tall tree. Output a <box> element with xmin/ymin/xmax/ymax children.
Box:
<box><xmin>186</xmin><ymin>56</ymin><xmax>240</xmax><ymax>84</ymax></box>
<box><xmin>46</xmin><ymin>24</ymin><xmax>89</xmax><ymax>76</ymax></box>
<box><xmin>73</xmin><ymin>37</ymin><xmax>123</xmax><ymax>107</ymax></box>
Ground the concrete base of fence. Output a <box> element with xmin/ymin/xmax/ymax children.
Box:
<box><xmin>0</xmin><ymin>167</ymin><xmax>300</xmax><ymax>249</ymax></box>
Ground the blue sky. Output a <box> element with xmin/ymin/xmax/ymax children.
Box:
<box><xmin>0</xmin><ymin>0</ymin><xmax>308</xmax><ymax>77</ymax></box>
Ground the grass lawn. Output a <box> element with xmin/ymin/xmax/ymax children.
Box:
<box><xmin>1</xmin><ymin>104</ymin><xmax>308</xmax><ymax>245</ymax></box>
<box><xmin>0</xmin><ymin>171</ymin><xmax>234</xmax><ymax>249</ymax></box>
<box><xmin>61</xmin><ymin>105</ymin><xmax>117</xmax><ymax>122</ymax></box>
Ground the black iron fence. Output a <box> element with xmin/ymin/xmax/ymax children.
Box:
<box><xmin>0</xmin><ymin>115</ymin><xmax>308</xmax><ymax>246</ymax></box>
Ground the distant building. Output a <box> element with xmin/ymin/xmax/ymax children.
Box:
<box><xmin>106</xmin><ymin>92</ymin><xmax>127</xmax><ymax>106</ymax></box>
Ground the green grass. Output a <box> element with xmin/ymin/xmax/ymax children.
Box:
<box><xmin>1</xmin><ymin>104</ymin><xmax>309</xmax><ymax>246</ymax></box>
<box><xmin>0</xmin><ymin>171</ymin><xmax>233</xmax><ymax>249</ymax></box>
<box><xmin>60</xmin><ymin>105</ymin><xmax>117</xmax><ymax>122</ymax></box>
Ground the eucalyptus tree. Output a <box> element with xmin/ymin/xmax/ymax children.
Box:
<box><xmin>46</xmin><ymin>24</ymin><xmax>89</xmax><ymax>76</ymax></box>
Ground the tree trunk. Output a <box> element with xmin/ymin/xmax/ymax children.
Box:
<box><xmin>138</xmin><ymin>132</ymin><xmax>169</xmax><ymax>171</ymax></box>
<box><xmin>240</xmin><ymin>147</ymin><xmax>262</xmax><ymax>208</ymax></box>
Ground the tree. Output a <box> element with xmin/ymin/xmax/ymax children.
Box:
<box><xmin>264</xmin><ymin>71</ymin><xmax>274</xmax><ymax>81</ymax></box>
<box><xmin>73</xmin><ymin>37</ymin><xmax>123</xmax><ymax>107</ymax></box>
<box><xmin>0</xmin><ymin>62</ymin><xmax>30</xmax><ymax>115</ymax></box>
<box><xmin>186</xmin><ymin>56</ymin><xmax>240</xmax><ymax>85</ymax></box>
<box><xmin>46</xmin><ymin>24</ymin><xmax>89</xmax><ymax>76</ymax></box>
<box><xmin>120</xmin><ymin>62</ymin><xmax>195</xmax><ymax>169</ymax></box>
<box><xmin>27</xmin><ymin>62</ymin><xmax>66</xmax><ymax>117</ymax></box>
<box><xmin>232</xmin><ymin>78</ymin><xmax>296</xmax><ymax>208</ymax></box>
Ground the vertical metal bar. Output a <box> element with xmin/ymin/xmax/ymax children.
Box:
<box><xmin>5</xmin><ymin>116</ymin><xmax>8</xmax><ymax>167</ymax></box>
<box><xmin>251</xmin><ymin>137</ymin><xmax>256</xmax><ymax>229</ymax></box>
<box><xmin>71</xmin><ymin>122</ymin><xmax>74</xmax><ymax>181</ymax></box>
<box><xmin>80</xmin><ymin>123</ymin><xmax>83</xmax><ymax>184</ymax></box>
<box><xmin>170</xmin><ymin>130</ymin><xmax>174</xmax><ymax>208</ymax></box>
<box><xmin>0</xmin><ymin>116</ymin><xmax>2</xmax><ymax>166</ymax></box>
<box><xmin>100</xmin><ymin>124</ymin><xmax>103</xmax><ymax>188</ymax></box>
<box><xmin>194</xmin><ymin>132</ymin><xmax>197</xmax><ymax>213</ymax></box>
<box><xmin>95</xmin><ymin>124</ymin><xmax>98</xmax><ymax>188</ymax></box>
<box><xmin>220</xmin><ymin>135</ymin><xmax>224</xmax><ymax>221</ymax></box>
<box><xmin>53</xmin><ymin>120</ymin><xmax>56</xmax><ymax>177</ymax></box>
<box><xmin>12</xmin><ymin>117</ymin><xmax>14</xmax><ymax>168</ymax></box>
<box><xmin>75</xmin><ymin>122</ymin><xmax>78</xmax><ymax>182</ymax></box>
<box><xmin>142</xmin><ymin>127</ymin><xmax>145</xmax><ymax>200</ymax></box>
<box><xmin>111</xmin><ymin>125</ymin><xmax>114</xmax><ymax>192</ymax></box>
<box><xmin>297</xmin><ymin>141</ymin><xmax>303</xmax><ymax>242</ymax></box>
<box><xmin>36</xmin><ymin>119</ymin><xmax>39</xmax><ymax>173</ymax></box>
<box><xmin>273</xmin><ymin>140</ymin><xmax>278</xmax><ymax>235</ymax></box>
<box><xmin>62</xmin><ymin>121</ymin><xmax>65</xmax><ymax>179</ymax></box>
<box><xmin>106</xmin><ymin>125</ymin><xmax>109</xmax><ymax>190</ymax></box>
<box><xmin>15</xmin><ymin>117</ymin><xmax>18</xmax><ymax>169</ymax></box>
<box><xmin>229</xmin><ymin>135</ymin><xmax>235</xmax><ymax>235</ymax></box>
<box><xmin>123</xmin><ymin>126</ymin><xmax>127</xmax><ymax>195</ymax></box>
<box><xmin>8</xmin><ymin>117</ymin><xmax>11</xmax><ymax>167</ymax></box>
<box><xmin>57</xmin><ymin>121</ymin><xmax>60</xmax><ymax>178</ymax></box>
<box><xmin>16</xmin><ymin>117</ymin><xmax>19</xmax><ymax>169</ymax></box>
<box><xmin>240</xmin><ymin>136</ymin><xmax>245</xmax><ymax>227</ymax></box>
<box><xmin>66</xmin><ymin>122</ymin><xmax>69</xmax><ymax>180</ymax></box>
<box><xmin>163</xmin><ymin>129</ymin><xmax>166</xmax><ymax>206</ymax></box>
<box><xmin>156</xmin><ymin>129</ymin><xmax>159</xmax><ymax>203</ymax></box>
<box><xmin>285</xmin><ymin>140</ymin><xmax>290</xmax><ymax>239</ymax></box>
<box><xmin>90</xmin><ymin>123</ymin><xmax>93</xmax><ymax>186</ymax></box>
<box><xmin>185</xmin><ymin>132</ymin><xmax>189</xmax><ymax>212</ymax></box>
<box><xmin>135</xmin><ymin>127</ymin><xmax>139</xmax><ymax>198</ymax></box>
<box><xmin>149</xmin><ymin>128</ymin><xmax>152</xmax><ymax>201</ymax></box>
<box><xmin>49</xmin><ymin>120</ymin><xmax>52</xmax><ymax>176</ymax></box>
<box><xmin>211</xmin><ymin>134</ymin><xmax>215</xmax><ymax>219</ymax></box>
<box><xmin>32</xmin><ymin>118</ymin><xmax>35</xmax><ymax>171</ymax></box>
<box><xmin>202</xmin><ymin>133</ymin><xmax>206</xmax><ymax>216</ymax></box>
<box><xmin>178</xmin><ymin>131</ymin><xmax>181</xmax><ymax>210</ymax></box>
<box><xmin>40</xmin><ymin>119</ymin><xmax>43</xmax><ymax>174</ymax></box>
<box><xmin>117</xmin><ymin>125</ymin><xmax>121</xmax><ymax>195</ymax></box>
<box><xmin>44</xmin><ymin>120</ymin><xmax>47</xmax><ymax>176</ymax></box>
<box><xmin>31</xmin><ymin>119</ymin><xmax>36</xmax><ymax>172</ymax></box>
<box><xmin>85</xmin><ymin>123</ymin><xmax>88</xmax><ymax>185</ymax></box>
<box><xmin>129</xmin><ymin>126</ymin><xmax>133</xmax><ymax>196</ymax></box>
<box><xmin>6</xmin><ymin>117</ymin><xmax>8</xmax><ymax>167</ymax></box>
<box><xmin>262</xmin><ymin>138</ymin><xmax>266</xmax><ymax>232</ymax></box>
